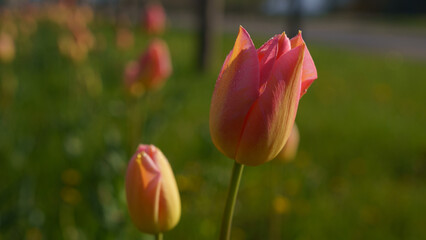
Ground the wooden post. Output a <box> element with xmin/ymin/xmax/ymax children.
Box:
<box><xmin>197</xmin><ymin>0</ymin><xmax>223</xmax><ymax>72</ymax></box>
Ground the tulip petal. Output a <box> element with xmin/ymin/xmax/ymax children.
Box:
<box><xmin>257</xmin><ymin>35</ymin><xmax>278</xmax><ymax>91</ymax></box>
<box><xmin>209</xmin><ymin>26</ymin><xmax>260</xmax><ymax>159</ymax></box>
<box><xmin>126</xmin><ymin>153</ymin><xmax>162</xmax><ymax>233</ymax></box>
<box><xmin>277</xmin><ymin>32</ymin><xmax>291</xmax><ymax>58</ymax></box>
<box><xmin>235</xmin><ymin>45</ymin><xmax>305</xmax><ymax>166</ymax></box>
<box><xmin>290</xmin><ymin>32</ymin><xmax>317</xmax><ymax>97</ymax></box>
<box><xmin>217</xmin><ymin>49</ymin><xmax>233</xmax><ymax>83</ymax></box>
<box><xmin>145</xmin><ymin>174</ymin><xmax>161</xmax><ymax>230</ymax></box>
<box><xmin>156</xmin><ymin>150</ymin><xmax>181</xmax><ymax>231</ymax></box>
<box><xmin>153</xmin><ymin>40</ymin><xmax>172</xmax><ymax>83</ymax></box>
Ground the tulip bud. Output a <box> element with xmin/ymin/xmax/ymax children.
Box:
<box><xmin>209</xmin><ymin>26</ymin><xmax>317</xmax><ymax>166</ymax></box>
<box><xmin>124</xmin><ymin>39</ymin><xmax>172</xmax><ymax>97</ymax></box>
<box><xmin>276</xmin><ymin>124</ymin><xmax>300</xmax><ymax>162</ymax></box>
<box><xmin>125</xmin><ymin>144</ymin><xmax>181</xmax><ymax>234</ymax></box>
<box><xmin>143</xmin><ymin>3</ymin><xmax>166</xmax><ymax>35</ymax></box>
<box><xmin>138</xmin><ymin>39</ymin><xmax>172</xmax><ymax>90</ymax></box>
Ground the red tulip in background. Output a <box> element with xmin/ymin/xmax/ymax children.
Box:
<box><xmin>210</xmin><ymin>26</ymin><xmax>317</xmax><ymax>166</ymax></box>
<box><xmin>143</xmin><ymin>3</ymin><xmax>166</xmax><ymax>35</ymax></box>
<box><xmin>124</xmin><ymin>39</ymin><xmax>172</xmax><ymax>96</ymax></box>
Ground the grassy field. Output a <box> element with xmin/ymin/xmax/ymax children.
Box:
<box><xmin>1</xmin><ymin>16</ymin><xmax>426</xmax><ymax>240</ymax></box>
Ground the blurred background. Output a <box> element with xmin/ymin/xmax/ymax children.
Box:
<box><xmin>1</xmin><ymin>0</ymin><xmax>426</xmax><ymax>239</ymax></box>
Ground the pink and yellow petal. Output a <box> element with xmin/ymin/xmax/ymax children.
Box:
<box><xmin>156</xmin><ymin>150</ymin><xmax>181</xmax><ymax>231</ymax></box>
<box><xmin>257</xmin><ymin>35</ymin><xmax>279</xmax><ymax>89</ymax></box>
<box><xmin>290</xmin><ymin>32</ymin><xmax>317</xmax><ymax>97</ymax></box>
<box><xmin>277</xmin><ymin>32</ymin><xmax>291</xmax><ymax>58</ymax></box>
<box><xmin>209</xmin><ymin>26</ymin><xmax>260</xmax><ymax>159</ymax></box>
<box><xmin>235</xmin><ymin>45</ymin><xmax>305</xmax><ymax>166</ymax></box>
<box><xmin>126</xmin><ymin>153</ymin><xmax>161</xmax><ymax>233</ymax></box>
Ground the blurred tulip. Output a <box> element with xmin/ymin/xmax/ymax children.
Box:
<box><xmin>57</xmin><ymin>27</ymin><xmax>95</xmax><ymax>63</ymax></box>
<box><xmin>58</xmin><ymin>34</ymin><xmax>73</xmax><ymax>54</ymax></box>
<box><xmin>124</xmin><ymin>39</ymin><xmax>172</xmax><ymax>96</ymax></box>
<box><xmin>46</xmin><ymin>3</ymin><xmax>71</xmax><ymax>26</ymax></box>
<box><xmin>0</xmin><ymin>32</ymin><xmax>15</xmax><ymax>63</ymax></box>
<box><xmin>124</xmin><ymin>60</ymin><xmax>140</xmax><ymax>82</ymax></box>
<box><xmin>19</xmin><ymin>16</ymin><xmax>38</xmax><ymax>37</ymax></box>
<box><xmin>138</xmin><ymin>39</ymin><xmax>172</xmax><ymax>89</ymax></box>
<box><xmin>210</xmin><ymin>26</ymin><xmax>317</xmax><ymax>166</ymax></box>
<box><xmin>76</xmin><ymin>5</ymin><xmax>94</xmax><ymax>25</ymax></box>
<box><xmin>72</xmin><ymin>27</ymin><xmax>95</xmax><ymax>51</ymax></box>
<box><xmin>16</xmin><ymin>5</ymin><xmax>38</xmax><ymax>37</ymax></box>
<box><xmin>58</xmin><ymin>34</ymin><xmax>87</xmax><ymax>62</ymax></box>
<box><xmin>125</xmin><ymin>144</ymin><xmax>181</xmax><ymax>234</ymax></box>
<box><xmin>276</xmin><ymin>124</ymin><xmax>300</xmax><ymax>162</ymax></box>
<box><xmin>143</xmin><ymin>3</ymin><xmax>166</xmax><ymax>35</ymax></box>
<box><xmin>116</xmin><ymin>28</ymin><xmax>134</xmax><ymax>50</ymax></box>
<box><xmin>1</xmin><ymin>14</ymin><xmax>18</xmax><ymax>38</ymax></box>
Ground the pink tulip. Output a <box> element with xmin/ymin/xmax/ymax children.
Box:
<box><xmin>125</xmin><ymin>144</ymin><xmax>181</xmax><ymax>234</ymax></box>
<box><xmin>143</xmin><ymin>3</ymin><xmax>166</xmax><ymax>35</ymax></box>
<box><xmin>124</xmin><ymin>39</ymin><xmax>172</xmax><ymax>96</ymax></box>
<box><xmin>209</xmin><ymin>26</ymin><xmax>317</xmax><ymax>166</ymax></box>
<box><xmin>138</xmin><ymin>39</ymin><xmax>172</xmax><ymax>89</ymax></box>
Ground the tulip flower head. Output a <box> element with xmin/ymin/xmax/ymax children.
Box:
<box><xmin>125</xmin><ymin>144</ymin><xmax>181</xmax><ymax>234</ymax></box>
<box><xmin>116</xmin><ymin>27</ymin><xmax>134</xmax><ymax>50</ymax></box>
<box><xmin>276</xmin><ymin>123</ymin><xmax>300</xmax><ymax>162</ymax></box>
<box><xmin>143</xmin><ymin>3</ymin><xmax>166</xmax><ymax>35</ymax></box>
<box><xmin>209</xmin><ymin>26</ymin><xmax>317</xmax><ymax>166</ymax></box>
<box><xmin>124</xmin><ymin>39</ymin><xmax>172</xmax><ymax>97</ymax></box>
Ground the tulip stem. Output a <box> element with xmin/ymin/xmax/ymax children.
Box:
<box><xmin>154</xmin><ymin>233</ymin><xmax>163</xmax><ymax>240</ymax></box>
<box><xmin>220</xmin><ymin>161</ymin><xmax>244</xmax><ymax>240</ymax></box>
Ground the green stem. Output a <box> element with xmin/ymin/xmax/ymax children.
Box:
<box><xmin>154</xmin><ymin>233</ymin><xmax>163</xmax><ymax>240</ymax></box>
<box><xmin>220</xmin><ymin>161</ymin><xmax>245</xmax><ymax>240</ymax></box>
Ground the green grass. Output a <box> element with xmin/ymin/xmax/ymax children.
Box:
<box><xmin>1</xmin><ymin>18</ymin><xmax>426</xmax><ymax>240</ymax></box>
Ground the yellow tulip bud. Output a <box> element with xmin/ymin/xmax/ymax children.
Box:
<box><xmin>125</xmin><ymin>144</ymin><xmax>181</xmax><ymax>234</ymax></box>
